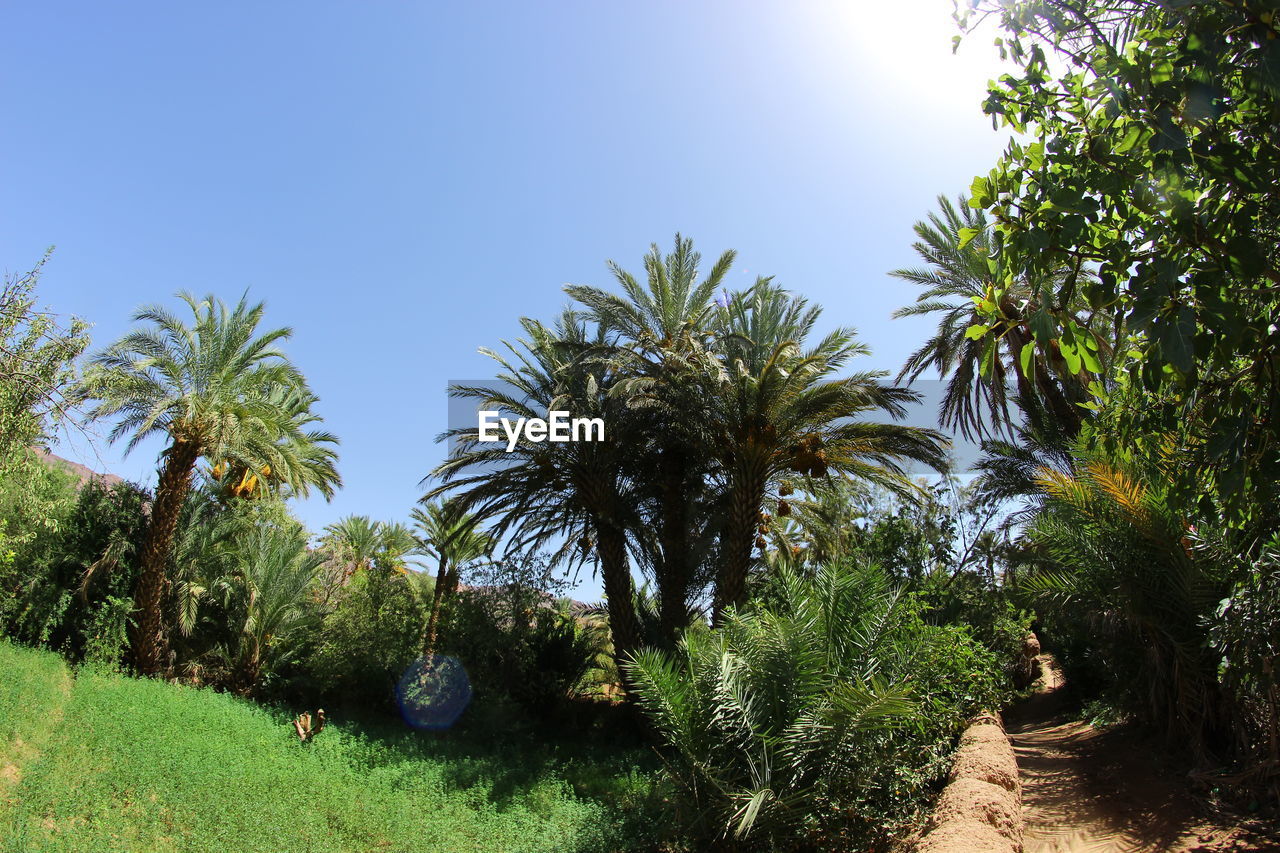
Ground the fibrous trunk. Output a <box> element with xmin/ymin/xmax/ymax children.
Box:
<box><xmin>713</xmin><ymin>467</ymin><xmax>766</xmax><ymax>626</ymax></box>
<box><xmin>422</xmin><ymin>558</ymin><xmax>454</xmax><ymax>663</ymax></box>
<box><xmin>658</xmin><ymin>447</ymin><xmax>691</xmax><ymax>648</ymax></box>
<box><xmin>133</xmin><ymin>438</ymin><xmax>200</xmax><ymax>676</ymax></box>
<box><xmin>595</xmin><ymin>520</ymin><xmax>641</xmax><ymax>680</ymax></box>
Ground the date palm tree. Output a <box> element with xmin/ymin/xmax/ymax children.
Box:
<box><xmin>565</xmin><ymin>235</ymin><xmax>731</xmax><ymax>645</ymax></box>
<box><xmin>79</xmin><ymin>292</ymin><xmax>339</xmax><ymax>675</ymax></box>
<box><xmin>411</xmin><ymin>499</ymin><xmax>493</xmax><ymax>662</ymax></box>
<box><xmin>892</xmin><ymin>195</ymin><xmax>1111</xmax><ymax>440</ymax></box>
<box><xmin>321</xmin><ymin>515</ymin><xmax>389</xmax><ymax>581</ymax></box>
<box><xmin>214</xmin><ymin>522</ymin><xmax>325</xmax><ymax>695</ymax></box>
<box><xmin>427</xmin><ymin>311</ymin><xmax>647</xmax><ymax>667</ymax></box>
<box><xmin>709</xmin><ymin>283</ymin><xmax>948</xmax><ymax>621</ymax></box>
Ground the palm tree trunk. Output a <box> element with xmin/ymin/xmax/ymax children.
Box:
<box><xmin>1007</xmin><ymin>324</ymin><xmax>1083</xmax><ymax>437</ymax></box>
<box><xmin>422</xmin><ymin>558</ymin><xmax>452</xmax><ymax>662</ymax></box>
<box><xmin>658</xmin><ymin>447</ymin><xmax>691</xmax><ymax>648</ymax></box>
<box><xmin>595</xmin><ymin>521</ymin><xmax>641</xmax><ymax>675</ymax></box>
<box><xmin>133</xmin><ymin>438</ymin><xmax>200</xmax><ymax>676</ymax></box>
<box><xmin>713</xmin><ymin>468</ymin><xmax>766</xmax><ymax>626</ymax></box>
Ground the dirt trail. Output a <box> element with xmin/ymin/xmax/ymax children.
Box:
<box><xmin>1006</xmin><ymin>654</ymin><xmax>1276</xmax><ymax>853</ymax></box>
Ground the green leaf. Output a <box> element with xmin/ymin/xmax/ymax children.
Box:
<box><xmin>1019</xmin><ymin>340</ymin><xmax>1036</xmax><ymax>377</ymax></box>
<box><xmin>1157</xmin><ymin>304</ymin><xmax>1196</xmax><ymax>375</ymax></box>
<box><xmin>958</xmin><ymin>227</ymin><xmax>981</xmax><ymax>250</ymax></box>
<box><xmin>1060</xmin><ymin>341</ymin><xmax>1082</xmax><ymax>374</ymax></box>
<box><xmin>969</xmin><ymin>176</ymin><xmax>991</xmax><ymax>207</ymax></box>
<box><xmin>964</xmin><ymin>323</ymin><xmax>990</xmax><ymax>340</ymax></box>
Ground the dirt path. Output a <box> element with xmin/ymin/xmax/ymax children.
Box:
<box><xmin>1006</xmin><ymin>654</ymin><xmax>1277</xmax><ymax>853</ymax></box>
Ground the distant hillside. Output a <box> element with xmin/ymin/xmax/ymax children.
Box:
<box><xmin>33</xmin><ymin>448</ymin><xmax>127</xmax><ymax>489</ymax></box>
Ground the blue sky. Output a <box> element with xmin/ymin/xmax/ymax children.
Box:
<box><xmin>2</xmin><ymin>1</ymin><xmax>1010</xmax><ymax>598</ymax></box>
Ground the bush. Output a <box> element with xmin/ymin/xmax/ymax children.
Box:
<box><xmin>305</xmin><ymin>566</ymin><xmax>429</xmax><ymax>709</ymax></box>
<box><xmin>0</xmin><ymin>467</ymin><xmax>147</xmax><ymax>662</ymax></box>
<box><xmin>443</xmin><ymin>554</ymin><xmax>607</xmax><ymax>720</ymax></box>
<box><xmin>625</xmin><ymin>560</ymin><xmax>1006</xmax><ymax>851</ymax></box>
<box><xmin>915</xmin><ymin>571</ymin><xmax>1034</xmax><ymax>689</ymax></box>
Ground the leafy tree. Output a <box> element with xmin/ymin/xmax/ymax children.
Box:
<box><xmin>0</xmin><ymin>252</ymin><xmax>89</xmax><ymax>470</ymax></box>
<box><xmin>306</xmin><ymin>551</ymin><xmax>430</xmax><ymax>708</ymax></box>
<box><xmin>0</xmin><ymin>462</ymin><xmax>147</xmax><ymax>662</ymax></box>
<box><xmin>78</xmin><ymin>293</ymin><xmax>340</xmax><ymax>675</ymax></box>
<box><xmin>959</xmin><ymin>0</ymin><xmax>1280</xmax><ymax>529</ymax></box>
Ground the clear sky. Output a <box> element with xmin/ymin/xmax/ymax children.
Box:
<box><xmin>2</xmin><ymin>1</ymin><xmax>1011</xmax><ymax>598</ymax></box>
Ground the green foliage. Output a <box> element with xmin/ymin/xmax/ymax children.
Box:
<box><xmin>432</xmin><ymin>237</ymin><xmax>951</xmax><ymax>660</ymax></box>
<box><xmin>892</xmin><ymin>195</ymin><xmax>1108</xmax><ymax>440</ymax></box>
<box><xmin>1021</xmin><ymin>443</ymin><xmax>1228</xmax><ymax>755</ymax></box>
<box><xmin>306</xmin><ymin>564</ymin><xmax>429</xmax><ymax>709</ymax></box>
<box><xmin>1203</xmin><ymin>531</ymin><xmax>1280</xmax><ymax>800</ymax></box>
<box><xmin>625</xmin><ymin>561</ymin><xmax>1005</xmax><ymax>849</ymax></box>
<box><xmin>0</xmin><ymin>640</ymin><xmax>671</xmax><ymax>853</ymax></box>
<box><xmin>914</xmin><ymin>571</ymin><xmax>1034</xmax><ymax>689</ymax></box>
<box><xmin>78</xmin><ymin>292</ymin><xmax>340</xmax><ymax>500</ymax></box>
<box><xmin>0</xmin><ymin>252</ymin><xmax>89</xmax><ymax>469</ymax></box>
<box><xmin>960</xmin><ymin>0</ymin><xmax>1280</xmax><ymax>527</ymax></box>
<box><xmin>0</xmin><ymin>462</ymin><xmax>147</xmax><ymax>663</ymax></box>
<box><xmin>445</xmin><ymin>555</ymin><xmax>609</xmax><ymax>718</ymax></box>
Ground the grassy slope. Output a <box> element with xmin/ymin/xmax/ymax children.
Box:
<box><xmin>0</xmin><ymin>642</ymin><xmax>665</xmax><ymax>853</ymax></box>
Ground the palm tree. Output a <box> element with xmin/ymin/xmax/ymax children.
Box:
<box><xmin>565</xmin><ymin>235</ymin><xmax>731</xmax><ymax>645</ymax></box>
<box><xmin>427</xmin><ymin>311</ymin><xmax>647</xmax><ymax>667</ymax></box>
<box><xmin>375</xmin><ymin>521</ymin><xmax>419</xmax><ymax>573</ymax></box>
<box><xmin>321</xmin><ymin>515</ymin><xmax>385</xmax><ymax>582</ymax></box>
<box><xmin>708</xmin><ymin>282</ymin><xmax>949</xmax><ymax>621</ymax></box>
<box><xmin>892</xmin><ymin>195</ymin><xmax>1111</xmax><ymax>440</ymax></box>
<box><xmin>213</xmin><ymin>522</ymin><xmax>325</xmax><ymax>695</ymax></box>
<box><xmin>1022</xmin><ymin>446</ymin><xmax>1227</xmax><ymax>756</ymax></box>
<box><xmin>624</xmin><ymin>561</ymin><xmax>916</xmax><ymax>844</ymax></box>
<box><xmin>79</xmin><ymin>292</ymin><xmax>340</xmax><ymax>675</ymax></box>
<box><xmin>411</xmin><ymin>499</ymin><xmax>492</xmax><ymax>662</ymax></box>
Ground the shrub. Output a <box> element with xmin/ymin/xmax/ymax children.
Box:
<box><xmin>0</xmin><ymin>468</ymin><xmax>147</xmax><ymax>662</ymax></box>
<box><xmin>305</xmin><ymin>565</ymin><xmax>429</xmax><ymax>709</ymax></box>
<box><xmin>625</xmin><ymin>560</ymin><xmax>1005</xmax><ymax>850</ymax></box>
<box><xmin>444</xmin><ymin>554</ymin><xmax>608</xmax><ymax>719</ymax></box>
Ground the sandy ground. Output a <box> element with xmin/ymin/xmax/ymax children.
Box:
<box><xmin>1006</xmin><ymin>655</ymin><xmax>1279</xmax><ymax>853</ymax></box>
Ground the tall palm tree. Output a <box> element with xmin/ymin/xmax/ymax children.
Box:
<box><xmin>79</xmin><ymin>292</ymin><xmax>340</xmax><ymax>675</ymax></box>
<box><xmin>375</xmin><ymin>521</ymin><xmax>419</xmax><ymax>573</ymax></box>
<box><xmin>565</xmin><ymin>235</ymin><xmax>731</xmax><ymax>645</ymax></box>
<box><xmin>427</xmin><ymin>311</ymin><xmax>647</xmax><ymax>667</ymax></box>
<box><xmin>708</xmin><ymin>283</ymin><xmax>948</xmax><ymax>621</ymax></box>
<box><xmin>892</xmin><ymin>195</ymin><xmax>1111</xmax><ymax>440</ymax></box>
<box><xmin>411</xmin><ymin>499</ymin><xmax>492</xmax><ymax>662</ymax></box>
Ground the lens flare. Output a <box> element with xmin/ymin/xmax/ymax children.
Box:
<box><xmin>396</xmin><ymin>654</ymin><xmax>472</xmax><ymax>730</ymax></box>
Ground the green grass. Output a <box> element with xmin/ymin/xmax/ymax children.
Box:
<box><xmin>0</xmin><ymin>641</ymin><xmax>671</xmax><ymax>852</ymax></box>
